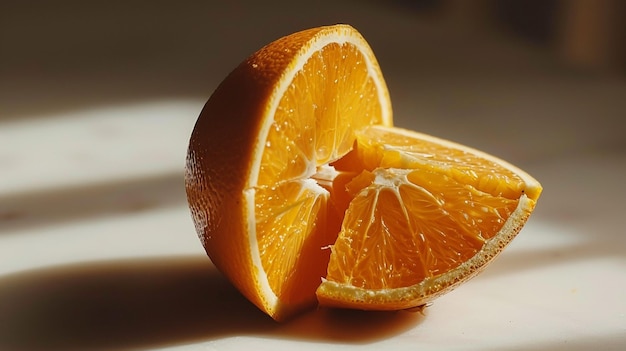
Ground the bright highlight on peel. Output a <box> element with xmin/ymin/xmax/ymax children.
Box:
<box><xmin>185</xmin><ymin>24</ymin><xmax>542</xmax><ymax>321</ymax></box>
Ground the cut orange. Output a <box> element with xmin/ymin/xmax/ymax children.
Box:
<box><xmin>316</xmin><ymin>125</ymin><xmax>541</xmax><ymax>309</ymax></box>
<box><xmin>185</xmin><ymin>24</ymin><xmax>541</xmax><ymax>321</ymax></box>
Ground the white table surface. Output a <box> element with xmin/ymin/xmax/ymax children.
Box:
<box><xmin>1</xmin><ymin>98</ymin><xmax>624</xmax><ymax>350</ymax></box>
<box><xmin>1</xmin><ymin>2</ymin><xmax>625</xmax><ymax>349</ymax></box>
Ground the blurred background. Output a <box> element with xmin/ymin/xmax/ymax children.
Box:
<box><xmin>1</xmin><ymin>0</ymin><xmax>625</xmax><ymax>170</ymax></box>
<box><xmin>1</xmin><ymin>0</ymin><xmax>625</xmax><ymax>350</ymax></box>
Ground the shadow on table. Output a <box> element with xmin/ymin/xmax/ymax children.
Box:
<box><xmin>0</xmin><ymin>172</ymin><xmax>186</xmax><ymax>234</ymax></box>
<box><xmin>0</xmin><ymin>255</ymin><xmax>424</xmax><ymax>350</ymax></box>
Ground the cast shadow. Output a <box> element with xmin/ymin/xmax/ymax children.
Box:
<box><xmin>0</xmin><ymin>172</ymin><xmax>185</xmax><ymax>234</ymax></box>
<box><xmin>0</xmin><ymin>255</ymin><xmax>424</xmax><ymax>350</ymax></box>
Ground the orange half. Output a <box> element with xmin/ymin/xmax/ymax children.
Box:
<box><xmin>185</xmin><ymin>24</ymin><xmax>392</xmax><ymax>320</ymax></box>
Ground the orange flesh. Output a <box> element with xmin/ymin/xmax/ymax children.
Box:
<box><xmin>255</xmin><ymin>44</ymin><xmax>529</xmax><ymax>303</ymax></box>
<box><xmin>326</xmin><ymin>167</ymin><xmax>518</xmax><ymax>288</ymax></box>
<box><xmin>255</xmin><ymin>43</ymin><xmax>384</xmax><ymax>304</ymax></box>
<box><xmin>325</xmin><ymin>127</ymin><xmax>525</xmax><ymax>289</ymax></box>
<box><xmin>349</xmin><ymin>127</ymin><xmax>528</xmax><ymax>199</ymax></box>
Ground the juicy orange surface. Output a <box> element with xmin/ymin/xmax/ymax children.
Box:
<box><xmin>325</xmin><ymin>126</ymin><xmax>524</xmax><ymax>289</ymax></box>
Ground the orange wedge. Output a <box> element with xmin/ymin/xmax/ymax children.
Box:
<box><xmin>185</xmin><ymin>24</ymin><xmax>541</xmax><ymax>321</ymax></box>
<box><xmin>316</xmin><ymin>125</ymin><xmax>541</xmax><ymax>309</ymax></box>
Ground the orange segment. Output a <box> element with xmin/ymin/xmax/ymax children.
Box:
<box><xmin>255</xmin><ymin>180</ymin><xmax>328</xmax><ymax>305</ymax></box>
<box><xmin>351</xmin><ymin>126</ymin><xmax>539</xmax><ymax>199</ymax></box>
<box><xmin>257</xmin><ymin>42</ymin><xmax>386</xmax><ymax>186</ymax></box>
